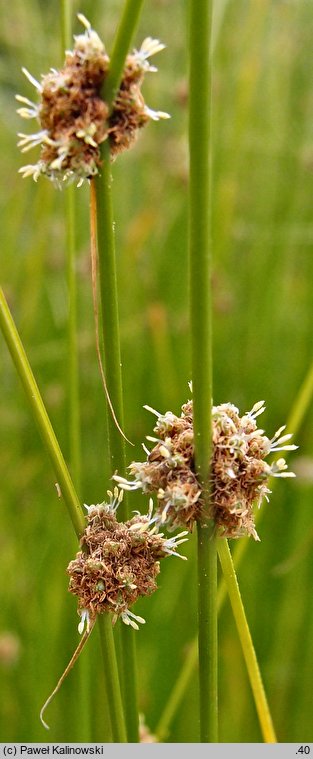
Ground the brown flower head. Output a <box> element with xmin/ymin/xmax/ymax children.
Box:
<box><xmin>17</xmin><ymin>15</ymin><xmax>169</xmax><ymax>187</ymax></box>
<box><xmin>67</xmin><ymin>489</ymin><xmax>187</xmax><ymax>633</ymax></box>
<box><xmin>115</xmin><ymin>398</ymin><xmax>297</xmax><ymax>539</ymax></box>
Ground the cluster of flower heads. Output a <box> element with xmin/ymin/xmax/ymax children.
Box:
<box><xmin>115</xmin><ymin>398</ymin><xmax>297</xmax><ymax>540</ymax></box>
<box><xmin>17</xmin><ymin>15</ymin><xmax>169</xmax><ymax>187</ymax></box>
<box><xmin>67</xmin><ymin>489</ymin><xmax>187</xmax><ymax>633</ymax></box>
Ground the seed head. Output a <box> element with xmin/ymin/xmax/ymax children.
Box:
<box><xmin>17</xmin><ymin>15</ymin><xmax>169</xmax><ymax>187</ymax></box>
<box><xmin>115</xmin><ymin>399</ymin><xmax>297</xmax><ymax>539</ymax></box>
<box><xmin>67</xmin><ymin>489</ymin><xmax>187</xmax><ymax>631</ymax></box>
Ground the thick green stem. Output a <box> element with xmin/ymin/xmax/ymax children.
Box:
<box><xmin>189</xmin><ymin>0</ymin><xmax>216</xmax><ymax>742</ymax></box>
<box><xmin>97</xmin><ymin>615</ymin><xmax>127</xmax><ymax>742</ymax></box>
<box><xmin>0</xmin><ymin>287</ymin><xmax>84</xmax><ymax>538</ymax></box>
<box><xmin>217</xmin><ymin>540</ymin><xmax>277</xmax><ymax>742</ymax></box>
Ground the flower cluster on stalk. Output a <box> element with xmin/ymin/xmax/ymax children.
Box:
<box><xmin>67</xmin><ymin>489</ymin><xmax>187</xmax><ymax>633</ymax></box>
<box><xmin>16</xmin><ymin>14</ymin><xmax>169</xmax><ymax>187</ymax></box>
<box><xmin>115</xmin><ymin>398</ymin><xmax>297</xmax><ymax>540</ymax></box>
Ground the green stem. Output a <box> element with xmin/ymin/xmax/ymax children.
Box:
<box><xmin>155</xmin><ymin>642</ymin><xmax>198</xmax><ymax>741</ymax></box>
<box><xmin>103</xmin><ymin>0</ymin><xmax>145</xmax><ymax>107</ymax></box>
<box><xmin>189</xmin><ymin>0</ymin><xmax>216</xmax><ymax>742</ymax></box>
<box><xmin>196</xmin><ymin>524</ymin><xmax>218</xmax><ymax>742</ymax></box>
<box><xmin>60</xmin><ymin>0</ymin><xmax>72</xmax><ymax>50</ymax></box>
<box><xmin>65</xmin><ymin>184</ymin><xmax>81</xmax><ymax>491</ymax></box>
<box><xmin>92</xmin><ymin>144</ymin><xmax>139</xmax><ymax>741</ymax></box>
<box><xmin>0</xmin><ymin>286</ymin><xmax>84</xmax><ymax>538</ymax></box>
<box><xmin>97</xmin><ymin>615</ymin><xmax>127</xmax><ymax>742</ymax></box>
<box><xmin>60</xmin><ymin>1</ymin><xmax>81</xmax><ymax>491</ymax></box>
<box><xmin>60</xmin><ymin>0</ymin><xmax>90</xmax><ymax>739</ymax></box>
<box><xmin>93</xmin><ymin>148</ymin><xmax>139</xmax><ymax>743</ymax></box>
<box><xmin>90</xmin><ymin>5</ymin><xmax>147</xmax><ymax>741</ymax></box>
<box><xmin>93</xmin><ymin>157</ymin><xmax>126</xmax><ymax>481</ymax></box>
<box><xmin>217</xmin><ymin>540</ymin><xmax>277</xmax><ymax>742</ymax></box>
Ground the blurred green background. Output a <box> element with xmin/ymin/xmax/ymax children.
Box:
<box><xmin>1</xmin><ymin>0</ymin><xmax>313</xmax><ymax>743</ymax></box>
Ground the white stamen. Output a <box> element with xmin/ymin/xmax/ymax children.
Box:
<box><xmin>121</xmin><ymin>610</ymin><xmax>146</xmax><ymax>630</ymax></box>
<box><xmin>16</xmin><ymin>107</ymin><xmax>38</xmax><ymax>119</ymax></box>
<box><xmin>17</xmin><ymin>130</ymin><xmax>47</xmax><ymax>152</ymax></box>
<box><xmin>78</xmin><ymin>609</ymin><xmax>90</xmax><ymax>635</ymax></box>
<box><xmin>113</xmin><ymin>474</ymin><xmax>142</xmax><ymax>491</ymax></box>
<box><xmin>77</xmin><ymin>13</ymin><xmax>91</xmax><ymax>30</ymax></box>
<box><xmin>271</xmin><ymin>425</ymin><xmax>286</xmax><ymax>441</ymax></box>
<box><xmin>139</xmin><ymin>38</ymin><xmax>166</xmax><ymax>59</ymax></box>
<box><xmin>16</xmin><ymin>94</ymin><xmax>37</xmax><ymax>106</ymax></box>
<box><xmin>22</xmin><ymin>67</ymin><xmax>42</xmax><ymax>92</ymax></box>
<box><xmin>144</xmin><ymin>106</ymin><xmax>171</xmax><ymax>121</ymax></box>
<box><xmin>144</xmin><ymin>404</ymin><xmax>162</xmax><ymax>418</ymax></box>
<box><xmin>248</xmin><ymin>400</ymin><xmax>265</xmax><ymax>418</ymax></box>
<box><xmin>18</xmin><ymin>163</ymin><xmax>42</xmax><ymax>181</ymax></box>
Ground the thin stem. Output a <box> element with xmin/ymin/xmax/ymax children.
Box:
<box><xmin>103</xmin><ymin>0</ymin><xmax>145</xmax><ymax>107</ymax></box>
<box><xmin>92</xmin><ymin>152</ymin><xmax>139</xmax><ymax>743</ymax></box>
<box><xmin>286</xmin><ymin>360</ymin><xmax>313</xmax><ymax>435</ymax></box>
<box><xmin>60</xmin><ymin>0</ymin><xmax>82</xmax><ymax>493</ymax></box>
<box><xmin>60</xmin><ymin>0</ymin><xmax>72</xmax><ymax>51</ymax></box>
<box><xmin>189</xmin><ymin>0</ymin><xmax>216</xmax><ymax>743</ymax></box>
<box><xmin>217</xmin><ymin>540</ymin><xmax>277</xmax><ymax>742</ymax></box>
<box><xmin>92</xmin><ymin>165</ymin><xmax>127</xmax><ymax>481</ymax></box>
<box><xmin>60</xmin><ymin>0</ymin><xmax>91</xmax><ymax>740</ymax></box>
<box><xmin>155</xmin><ymin>642</ymin><xmax>198</xmax><ymax>741</ymax></box>
<box><xmin>0</xmin><ymin>286</ymin><xmax>84</xmax><ymax>539</ymax></box>
<box><xmin>189</xmin><ymin>0</ymin><xmax>213</xmax><ymax>484</ymax></box>
<box><xmin>196</xmin><ymin>524</ymin><xmax>218</xmax><ymax>742</ymax></box>
<box><xmin>65</xmin><ymin>186</ymin><xmax>82</xmax><ymax>491</ymax></box>
<box><xmin>92</xmin><ymin>1</ymin><xmax>149</xmax><ymax>741</ymax></box>
<box><xmin>40</xmin><ymin>620</ymin><xmax>96</xmax><ymax>731</ymax></box>
<box><xmin>97</xmin><ymin>615</ymin><xmax>128</xmax><ymax>743</ymax></box>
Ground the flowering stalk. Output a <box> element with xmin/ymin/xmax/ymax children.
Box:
<box><xmin>97</xmin><ymin>615</ymin><xmax>127</xmax><ymax>742</ymax></box>
<box><xmin>59</xmin><ymin>0</ymin><xmax>91</xmax><ymax>739</ymax></box>
<box><xmin>93</xmin><ymin>143</ymin><xmax>138</xmax><ymax>740</ymax></box>
<box><xmin>188</xmin><ymin>0</ymin><xmax>216</xmax><ymax>742</ymax></box>
<box><xmin>59</xmin><ymin>0</ymin><xmax>81</xmax><ymax>493</ymax></box>
<box><xmin>93</xmin><ymin>2</ymin><xmax>159</xmax><ymax>742</ymax></box>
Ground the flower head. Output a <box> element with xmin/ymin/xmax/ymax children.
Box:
<box><xmin>17</xmin><ymin>15</ymin><xmax>169</xmax><ymax>187</ymax></box>
<box><xmin>115</xmin><ymin>398</ymin><xmax>297</xmax><ymax>539</ymax></box>
<box><xmin>67</xmin><ymin>490</ymin><xmax>187</xmax><ymax>630</ymax></box>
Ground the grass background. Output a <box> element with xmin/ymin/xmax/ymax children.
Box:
<box><xmin>1</xmin><ymin>0</ymin><xmax>313</xmax><ymax>742</ymax></box>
